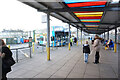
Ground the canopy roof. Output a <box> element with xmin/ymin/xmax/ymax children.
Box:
<box><xmin>19</xmin><ymin>0</ymin><xmax>120</xmax><ymax>34</ymax></box>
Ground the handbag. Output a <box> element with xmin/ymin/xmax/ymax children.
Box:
<box><xmin>5</xmin><ymin>57</ymin><xmax>16</xmax><ymax>67</ymax></box>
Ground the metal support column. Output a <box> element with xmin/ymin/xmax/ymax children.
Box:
<box><xmin>33</xmin><ymin>30</ymin><xmax>35</xmax><ymax>42</ymax></box>
<box><xmin>77</xmin><ymin>28</ymin><xmax>78</xmax><ymax>46</ymax></box>
<box><xmin>81</xmin><ymin>28</ymin><xmax>82</xmax><ymax>44</ymax></box>
<box><xmin>29</xmin><ymin>31</ymin><xmax>31</xmax><ymax>37</ymax></box>
<box><xmin>114</xmin><ymin>27</ymin><xmax>117</xmax><ymax>53</ymax></box>
<box><xmin>107</xmin><ymin>28</ymin><xmax>109</xmax><ymax>40</ymax></box>
<box><xmin>68</xmin><ymin>24</ymin><xmax>71</xmax><ymax>50</ymax></box>
<box><xmin>104</xmin><ymin>32</ymin><xmax>105</xmax><ymax>40</ymax></box>
<box><xmin>47</xmin><ymin>12</ymin><xmax>50</xmax><ymax>60</ymax></box>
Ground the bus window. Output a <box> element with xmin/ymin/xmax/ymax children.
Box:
<box><xmin>37</xmin><ymin>38</ymin><xmax>40</xmax><ymax>41</ymax></box>
<box><xmin>40</xmin><ymin>37</ymin><xmax>43</xmax><ymax>41</ymax></box>
<box><xmin>51</xmin><ymin>36</ymin><xmax>54</xmax><ymax>41</ymax></box>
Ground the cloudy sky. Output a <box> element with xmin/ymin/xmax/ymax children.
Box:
<box><xmin>0</xmin><ymin>0</ymin><xmax>76</xmax><ymax>31</ymax></box>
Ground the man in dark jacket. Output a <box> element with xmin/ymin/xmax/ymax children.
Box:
<box><xmin>83</xmin><ymin>41</ymin><xmax>90</xmax><ymax>63</ymax></box>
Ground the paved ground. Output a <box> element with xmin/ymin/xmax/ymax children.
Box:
<box><xmin>7</xmin><ymin>42</ymin><xmax>118</xmax><ymax>79</ymax></box>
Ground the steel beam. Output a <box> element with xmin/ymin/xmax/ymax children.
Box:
<box><xmin>38</xmin><ymin>7</ymin><xmax>120</xmax><ymax>12</ymax></box>
<box><xmin>62</xmin><ymin>22</ymin><xmax>120</xmax><ymax>26</ymax></box>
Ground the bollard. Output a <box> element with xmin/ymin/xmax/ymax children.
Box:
<box><xmin>105</xmin><ymin>46</ymin><xmax>107</xmax><ymax>50</ymax></box>
<box><xmin>30</xmin><ymin>47</ymin><xmax>32</xmax><ymax>58</ymax></box>
<box><xmin>81</xmin><ymin>40</ymin><xmax>82</xmax><ymax>44</ymax></box>
<box><xmin>77</xmin><ymin>41</ymin><xmax>78</xmax><ymax>46</ymax></box>
<box><xmin>114</xmin><ymin>43</ymin><xmax>117</xmax><ymax>53</ymax></box>
<box><xmin>8</xmin><ymin>45</ymin><xmax>10</xmax><ymax>49</ymax></box>
<box><xmin>69</xmin><ymin>43</ymin><xmax>71</xmax><ymax>50</ymax></box>
<box><xmin>47</xmin><ymin>47</ymin><xmax>50</xmax><ymax>61</ymax></box>
<box><xmin>33</xmin><ymin>42</ymin><xmax>34</xmax><ymax>53</ymax></box>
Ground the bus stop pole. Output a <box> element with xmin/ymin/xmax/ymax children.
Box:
<box><xmin>68</xmin><ymin>24</ymin><xmax>71</xmax><ymax>50</ymax></box>
<box><xmin>81</xmin><ymin>28</ymin><xmax>82</xmax><ymax>44</ymax></box>
<box><xmin>114</xmin><ymin>26</ymin><xmax>117</xmax><ymax>53</ymax></box>
<box><xmin>77</xmin><ymin>28</ymin><xmax>78</xmax><ymax>46</ymax></box>
<box><xmin>47</xmin><ymin>12</ymin><xmax>50</xmax><ymax>61</ymax></box>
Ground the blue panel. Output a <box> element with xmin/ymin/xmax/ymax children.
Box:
<box><xmin>52</xmin><ymin>26</ymin><xmax>55</xmax><ymax>37</ymax></box>
<box><xmin>64</xmin><ymin>0</ymin><xmax>101</xmax><ymax>4</ymax></box>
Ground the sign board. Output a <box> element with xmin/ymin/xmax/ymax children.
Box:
<box><xmin>41</xmin><ymin>15</ymin><xmax>47</xmax><ymax>23</ymax></box>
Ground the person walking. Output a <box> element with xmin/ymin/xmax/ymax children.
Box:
<box><xmin>0</xmin><ymin>39</ymin><xmax>15</xmax><ymax>80</ymax></box>
<box><xmin>93</xmin><ymin>35</ymin><xmax>101</xmax><ymax>64</ymax></box>
<box><xmin>83</xmin><ymin>41</ymin><xmax>90</xmax><ymax>63</ymax></box>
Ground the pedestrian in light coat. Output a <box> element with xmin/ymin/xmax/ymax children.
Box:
<box><xmin>93</xmin><ymin>35</ymin><xmax>101</xmax><ymax>64</ymax></box>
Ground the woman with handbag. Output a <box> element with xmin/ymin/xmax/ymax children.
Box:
<box><xmin>0</xmin><ymin>39</ymin><xmax>15</xmax><ymax>80</ymax></box>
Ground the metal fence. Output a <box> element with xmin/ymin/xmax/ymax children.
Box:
<box><xmin>11</xmin><ymin>47</ymin><xmax>32</xmax><ymax>63</ymax></box>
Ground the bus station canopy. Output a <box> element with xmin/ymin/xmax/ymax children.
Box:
<box><xmin>19</xmin><ymin>0</ymin><xmax>120</xmax><ymax>34</ymax></box>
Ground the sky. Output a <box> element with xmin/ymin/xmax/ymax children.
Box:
<box><xmin>0</xmin><ymin>0</ymin><xmax>76</xmax><ymax>31</ymax></box>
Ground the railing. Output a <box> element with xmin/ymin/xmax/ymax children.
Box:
<box><xmin>11</xmin><ymin>47</ymin><xmax>32</xmax><ymax>63</ymax></box>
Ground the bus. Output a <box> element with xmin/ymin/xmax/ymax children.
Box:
<box><xmin>35</xmin><ymin>34</ymin><xmax>47</xmax><ymax>46</ymax></box>
<box><xmin>36</xmin><ymin>26</ymin><xmax>69</xmax><ymax>47</ymax></box>
<box><xmin>50</xmin><ymin>26</ymin><xmax>69</xmax><ymax>47</ymax></box>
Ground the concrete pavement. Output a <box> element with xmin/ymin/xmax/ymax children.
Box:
<box><xmin>7</xmin><ymin>43</ymin><xmax>118</xmax><ymax>79</ymax></box>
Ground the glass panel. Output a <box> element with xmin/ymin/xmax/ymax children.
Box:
<box><xmin>74</xmin><ymin>12</ymin><xmax>103</xmax><ymax>15</ymax></box>
<box><xmin>74</xmin><ymin>11</ymin><xmax>103</xmax><ymax>13</ymax></box>
<box><xmin>81</xmin><ymin>19</ymin><xmax>101</xmax><ymax>21</ymax></box>
<box><xmin>80</xmin><ymin>5</ymin><xmax>105</xmax><ymax>8</ymax></box>
<box><xmin>64</xmin><ymin>0</ymin><xmax>102</xmax><ymax>4</ymax></box>
<box><xmin>64</xmin><ymin>0</ymin><xmax>106</xmax><ymax>27</ymax></box>
<box><xmin>78</xmin><ymin>16</ymin><xmax>102</xmax><ymax>19</ymax></box>
<box><xmin>81</xmin><ymin>21</ymin><xmax>100</xmax><ymax>22</ymax></box>
<box><xmin>76</xmin><ymin>14</ymin><xmax>102</xmax><ymax>17</ymax></box>
<box><xmin>85</xmin><ymin>25</ymin><xmax>99</xmax><ymax>27</ymax></box>
<box><xmin>85</xmin><ymin>25</ymin><xmax>99</xmax><ymax>26</ymax></box>
<box><xmin>67</xmin><ymin>1</ymin><xmax>107</xmax><ymax>7</ymax></box>
<box><xmin>83</xmin><ymin>23</ymin><xmax>100</xmax><ymax>24</ymax></box>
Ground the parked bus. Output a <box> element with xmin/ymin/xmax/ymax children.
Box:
<box><xmin>36</xmin><ymin>26</ymin><xmax>69</xmax><ymax>47</ymax></box>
